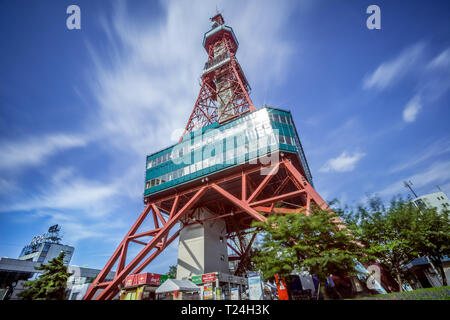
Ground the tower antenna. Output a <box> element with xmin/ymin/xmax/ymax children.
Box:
<box><xmin>403</xmin><ymin>180</ymin><xmax>418</xmax><ymax>198</ymax></box>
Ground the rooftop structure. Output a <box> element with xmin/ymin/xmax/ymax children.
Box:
<box><xmin>412</xmin><ymin>191</ymin><xmax>450</xmax><ymax>213</ymax></box>
<box><xmin>144</xmin><ymin>106</ymin><xmax>313</xmax><ymax>199</ymax></box>
<box><xmin>18</xmin><ymin>225</ymin><xmax>74</xmax><ymax>265</ymax></box>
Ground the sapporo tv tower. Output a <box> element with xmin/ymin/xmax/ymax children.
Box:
<box><xmin>84</xmin><ymin>14</ymin><xmax>333</xmax><ymax>300</ymax></box>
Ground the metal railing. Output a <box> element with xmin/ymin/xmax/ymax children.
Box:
<box><xmin>204</xmin><ymin>52</ymin><xmax>230</xmax><ymax>71</ymax></box>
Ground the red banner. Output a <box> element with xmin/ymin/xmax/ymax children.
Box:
<box><xmin>137</xmin><ymin>273</ymin><xmax>161</xmax><ymax>285</ymax></box>
<box><xmin>202</xmin><ymin>273</ymin><xmax>216</xmax><ymax>283</ymax></box>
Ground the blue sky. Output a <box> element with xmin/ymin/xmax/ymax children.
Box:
<box><xmin>1</xmin><ymin>0</ymin><xmax>449</xmax><ymax>273</ymax></box>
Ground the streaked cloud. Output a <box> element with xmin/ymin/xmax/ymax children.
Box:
<box><xmin>0</xmin><ymin>167</ymin><xmax>129</xmax><ymax>244</ymax></box>
<box><xmin>1</xmin><ymin>176</ymin><xmax>119</xmax><ymax>217</ymax></box>
<box><xmin>320</xmin><ymin>151</ymin><xmax>366</xmax><ymax>173</ymax></box>
<box><xmin>402</xmin><ymin>95</ymin><xmax>422</xmax><ymax>122</ymax></box>
<box><xmin>87</xmin><ymin>0</ymin><xmax>298</xmax><ymax>155</ymax></box>
<box><xmin>374</xmin><ymin>160</ymin><xmax>450</xmax><ymax>198</ymax></box>
<box><xmin>0</xmin><ymin>134</ymin><xmax>87</xmax><ymax>171</ymax></box>
<box><xmin>388</xmin><ymin>137</ymin><xmax>450</xmax><ymax>174</ymax></box>
<box><xmin>363</xmin><ymin>42</ymin><xmax>425</xmax><ymax>90</ymax></box>
<box><xmin>0</xmin><ymin>177</ymin><xmax>18</xmax><ymax>195</ymax></box>
<box><xmin>427</xmin><ymin>47</ymin><xmax>450</xmax><ymax>69</ymax></box>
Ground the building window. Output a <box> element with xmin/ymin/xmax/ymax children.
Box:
<box><xmin>70</xmin><ymin>292</ymin><xmax>79</xmax><ymax>300</ymax></box>
<box><xmin>274</xmin><ymin>114</ymin><xmax>280</xmax><ymax>122</ymax></box>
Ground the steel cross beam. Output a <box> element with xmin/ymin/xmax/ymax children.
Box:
<box><xmin>84</xmin><ymin>187</ymin><xmax>207</xmax><ymax>300</ymax></box>
<box><xmin>234</xmin><ymin>232</ymin><xmax>257</xmax><ymax>276</ymax></box>
<box><xmin>84</xmin><ymin>159</ymin><xmax>332</xmax><ymax>300</ymax></box>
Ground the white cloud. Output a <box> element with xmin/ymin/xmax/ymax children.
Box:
<box><xmin>375</xmin><ymin>160</ymin><xmax>450</xmax><ymax>199</ymax></box>
<box><xmin>388</xmin><ymin>137</ymin><xmax>450</xmax><ymax>173</ymax></box>
<box><xmin>0</xmin><ymin>177</ymin><xmax>18</xmax><ymax>195</ymax></box>
<box><xmin>320</xmin><ymin>151</ymin><xmax>366</xmax><ymax>173</ymax></box>
<box><xmin>402</xmin><ymin>95</ymin><xmax>422</xmax><ymax>122</ymax></box>
<box><xmin>0</xmin><ymin>167</ymin><xmax>131</xmax><ymax>244</ymax></box>
<box><xmin>0</xmin><ymin>134</ymin><xmax>87</xmax><ymax>171</ymax></box>
<box><xmin>363</xmin><ymin>42</ymin><xmax>425</xmax><ymax>90</ymax></box>
<box><xmin>86</xmin><ymin>0</ymin><xmax>298</xmax><ymax>155</ymax></box>
<box><xmin>1</xmin><ymin>176</ymin><xmax>119</xmax><ymax>217</ymax></box>
<box><xmin>427</xmin><ymin>47</ymin><xmax>450</xmax><ymax>69</ymax></box>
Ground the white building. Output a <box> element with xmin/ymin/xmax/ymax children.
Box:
<box><xmin>66</xmin><ymin>266</ymin><xmax>116</xmax><ymax>300</ymax></box>
<box><xmin>408</xmin><ymin>191</ymin><xmax>450</xmax><ymax>289</ymax></box>
<box><xmin>412</xmin><ymin>191</ymin><xmax>450</xmax><ymax>213</ymax></box>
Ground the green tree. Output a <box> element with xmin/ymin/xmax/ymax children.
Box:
<box><xmin>251</xmin><ymin>205</ymin><xmax>364</xmax><ymax>299</ymax></box>
<box><xmin>19</xmin><ymin>251</ymin><xmax>72</xmax><ymax>300</ymax></box>
<box><xmin>166</xmin><ymin>265</ymin><xmax>177</xmax><ymax>278</ymax></box>
<box><xmin>345</xmin><ymin>197</ymin><xmax>424</xmax><ymax>291</ymax></box>
<box><xmin>415</xmin><ymin>205</ymin><xmax>450</xmax><ymax>286</ymax></box>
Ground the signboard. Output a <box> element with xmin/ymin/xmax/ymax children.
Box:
<box><xmin>124</xmin><ymin>274</ymin><xmax>137</xmax><ymax>287</ymax></box>
<box><xmin>136</xmin><ymin>273</ymin><xmax>161</xmax><ymax>286</ymax></box>
<box><xmin>248</xmin><ymin>275</ymin><xmax>263</xmax><ymax>300</ymax></box>
<box><xmin>215</xmin><ymin>287</ymin><xmax>221</xmax><ymax>300</ymax></box>
<box><xmin>230</xmin><ymin>287</ymin><xmax>239</xmax><ymax>300</ymax></box>
<box><xmin>136</xmin><ymin>286</ymin><xmax>144</xmax><ymax>300</ymax></box>
<box><xmin>160</xmin><ymin>275</ymin><xmax>169</xmax><ymax>285</ymax></box>
<box><xmin>202</xmin><ymin>273</ymin><xmax>216</xmax><ymax>283</ymax></box>
<box><xmin>191</xmin><ymin>275</ymin><xmax>203</xmax><ymax>284</ymax></box>
<box><xmin>203</xmin><ymin>283</ymin><xmax>214</xmax><ymax>300</ymax></box>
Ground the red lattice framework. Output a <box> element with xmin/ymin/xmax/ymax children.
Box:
<box><xmin>84</xmin><ymin>157</ymin><xmax>337</xmax><ymax>300</ymax></box>
<box><xmin>179</xmin><ymin>21</ymin><xmax>255</xmax><ymax>142</ymax></box>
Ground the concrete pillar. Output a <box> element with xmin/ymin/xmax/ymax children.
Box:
<box><xmin>176</xmin><ymin>208</ymin><xmax>229</xmax><ymax>280</ymax></box>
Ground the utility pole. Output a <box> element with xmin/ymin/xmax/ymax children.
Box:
<box><xmin>403</xmin><ymin>180</ymin><xmax>418</xmax><ymax>198</ymax></box>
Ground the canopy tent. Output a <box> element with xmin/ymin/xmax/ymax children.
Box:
<box><xmin>155</xmin><ymin>279</ymin><xmax>200</xmax><ymax>294</ymax></box>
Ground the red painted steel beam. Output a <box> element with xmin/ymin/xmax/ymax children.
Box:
<box><xmin>146</xmin><ymin>164</ymin><xmax>270</xmax><ymax>205</ymax></box>
<box><xmin>152</xmin><ymin>204</ymin><xmax>166</xmax><ymax>225</ymax></box>
<box><xmin>94</xmin><ymin>187</ymin><xmax>207</xmax><ymax>300</ymax></box>
<box><xmin>227</xmin><ymin>242</ymin><xmax>242</xmax><ymax>256</ymax></box>
<box><xmin>242</xmin><ymin>172</ymin><xmax>247</xmax><ymax>201</ymax></box>
<box><xmin>283</xmin><ymin>160</ymin><xmax>329</xmax><ymax>210</ymax></box>
<box><xmin>132</xmin><ymin>228</ymin><xmax>182</xmax><ymax>275</ymax></box>
<box><xmin>130</xmin><ymin>239</ymin><xmax>147</xmax><ymax>246</ymax></box>
<box><xmin>283</xmin><ymin>160</ymin><xmax>346</xmax><ymax>227</ymax></box>
<box><xmin>84</xmin><ymin>203</ymin><xmax>152</xmax><ymax>300</ymax></box>
<box><xmin>168</xmin><ymin>195</ymin><xmax>179</xmax><ymax>220</ymax></box>
<box><xmin>184</xmin><ymin>211</ymin><xmax>234</xmax><ymax>227</ymax></box>
<box><xmin>254</xmin><ymin>206</ymin><xmax>306</xmax><ymax>214</ymax></box>
<box><xmin>247</xmin><ymin>162</ymin><xmax>280</xmax><ymax>203</ymax></box>
<box><xmin>117</xmin><ymin>241</ymin><xmax>128</xmax><ymax>275</ymax></box>
<box><xmin>152</xmin><ymin>209</ymin><xmax>159</xmax><ymax>229</ymax></box>
<box><xmin>234</xmin><ymin>232</ymin><xmax>257</xmax><ymax>275</ymax></box>
<box><xmin>128</xmin><ymin>229</ymin><xmax>161</xmax><ymax>239</ymax></box>
<box><xmin>210</xmin><ymin>183</ymin><xmax>266</xmax><ymax>222</ymax></box>
<box><xmin>249</xmin><ymin>189</ymin><xmax>306</xmax><ymax>208</ymax></box>
<box><xmin>95</xmin><ymin>281</ymin><xmax>112</xmax><ymax>289</ymax></box>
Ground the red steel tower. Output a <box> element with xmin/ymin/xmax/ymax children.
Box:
<box><xmin>180</xmin><ymin>13</ymin><xmax>255</xmax><ymax>141</ymax></box>
<box><xmin>84</xmin><ymin>14</ymin><xmax>332</xmax><ymax>300</ymax></box>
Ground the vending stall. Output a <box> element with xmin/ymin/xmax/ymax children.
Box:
<box><xmin>189</xmin><ymin>272</ymin><xmax>247</xmax><ymax>300</ymax></box>
<box><xmin>120</xmin><ymin>272</ymin><xmax>171</xmax><ymax>300</ymax></box>
<box><xmin>155</xmin><ymin>279</ymin><xmax>200</xmax><ymax>300</ymax></box>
